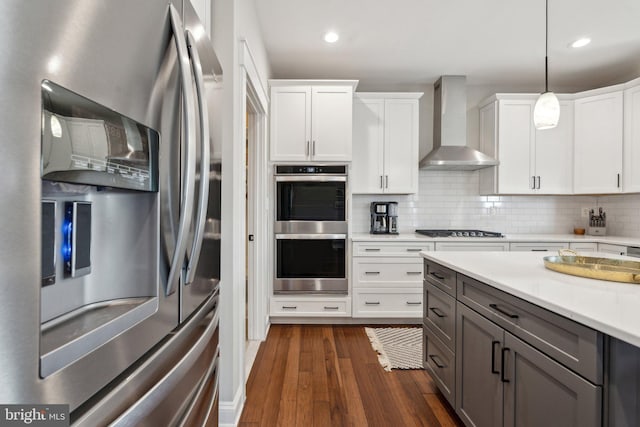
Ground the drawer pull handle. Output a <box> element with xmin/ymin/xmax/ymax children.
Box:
<box><xmin>365</xmin><ymin>271</ymin><xmax>381</xmax><ymax>275</ymax></box>
<box><xmin>282</xmin><ymin>306</ymin><xmax>297</xmax><ymax>310</ymax></box>
<box><xmin>324</xmin><ymin>306</ymin><xmax>339</xmax><ymax>310</ymax></box>
<box><xmin>430</xmin><ymin>272</ymin><xmax>445</xmax><ymax>280</ymax></box>
<box><xmin>491</xmin><ymin>341</ymin><xmax>500</xmax><ymax>374</ymax></box>
<box><xmin>531</xmin><ymin>249</ymin><xmax>548</xmax><ymax>252</ymax></box>
<box><xmin>406</xmin><ymin>248</ymin><xmax>422</xmax><ymax>252</ymax></box>
<box><xmin>501</xmin><ymin>347</ymin><xmax>510</xmax><ymax>383</ymax></box>
<box><xmin>406</xmin><ymin>271</ymin><xmax>422</xmax><ymax>275</ymax></box>
<box><xmin>429</xmin><ymin>354</ymin><xmax>446</xmax><ymax>369</ymax></box>
<box><xmin>406</xmin><ymin>301</ymin><xmax>422</xmax><ymax>306</ymax></box>
<box><xmin>429</xmin><ymin>307</ymin><xmax>445</xmax><ymax>318</ymax></box>
<box><xmin>489</xmin><ymin>303</ymin><xmax>519</xmax><ymax>319</ymax></box>
<box><xmin>365</xmin><ymin>248</ymin><xmax>381</xmax><ymax>252</ymax></box>
<box><xmin>365</xmin><ymin>301</ymin><xmax>380</xmax><ymax>306</ymax></box>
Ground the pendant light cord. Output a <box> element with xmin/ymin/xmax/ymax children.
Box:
<box><xmin>544</xmin><ymin>0</ymin><xmax>549</xmax><ymax>93</ymax></box>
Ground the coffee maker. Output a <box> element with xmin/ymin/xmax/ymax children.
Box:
<box><xmin>370</xmin><ymin>202</ymin><xmax>398</xmax><ymax>234</ymax></box>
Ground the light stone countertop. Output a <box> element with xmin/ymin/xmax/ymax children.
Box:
<box><xmin>351</xmin><ymin>232</ymin><xmax>640</xmax><ymax>247</ymax></box>
<box><xmin>420</xmin><ymin>250</ymin><xmax>640</xmax><ymax>348</ymax></box>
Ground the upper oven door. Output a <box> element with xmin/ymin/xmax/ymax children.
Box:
<box><xmin>275</xmin><ymin>175</ymin><xmax>347</xmax><ymax>233</ymax></box>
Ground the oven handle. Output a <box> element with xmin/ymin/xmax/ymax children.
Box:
<box><xmin>275</xmin><ymin>234</ymin><xmax>347</xmax><ymax>240</ymax></box>
<box><xmin>275</xmin><ymin>176</ymin><xmax>347</xmax><ymax>182</ymax></box>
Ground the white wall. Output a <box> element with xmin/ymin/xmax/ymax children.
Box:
<box><xmin>209</xmin><ymin>0</ymin><xmax>271</xmax><ymax>425</ymax></box>
<box><xmin>352</xmin><ymin>170</ymin><xmax>640</xmax><ymax>238</ymax></box>
<box><xmin>352</xmin><ymin>170</ymin><xmax>595</xmax><ymax>234</ymax></box>
<box><xmin>238</xmin><ymin>0</ymin><xmax>271</xmax><ymax>94</ymax></box>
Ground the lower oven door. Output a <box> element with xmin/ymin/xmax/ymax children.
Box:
<box><xmin>275</xmin><ymin>234</ymin><xmax>347</xmax><ymax>294</ymax></box>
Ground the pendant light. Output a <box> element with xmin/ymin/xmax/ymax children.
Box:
<box><xmin>533</xmin><ymin>0</ymin><xmax>560</xmax><ymax>129</ymax></box>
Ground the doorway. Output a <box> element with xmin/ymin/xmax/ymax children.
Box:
<box><xmin>242</xmin><ymin>67</ymin><xmax>269</xmax><ymax>379</ymax></box>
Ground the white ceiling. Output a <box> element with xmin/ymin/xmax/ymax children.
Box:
<box><xmin>253</xmin><ymin>0</ymin><xmax>640</xmax><ymax>91</ymax></box>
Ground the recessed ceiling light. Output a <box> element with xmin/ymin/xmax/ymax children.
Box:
<box><xmin>324</xmin><ymin>31</ymin><xmax>339</xmax><ymax>43</ymax></box>
<box><xmin>571</xmin><ymin>38</ymin><xmax>591</xmax><ymax>48</ymax></box>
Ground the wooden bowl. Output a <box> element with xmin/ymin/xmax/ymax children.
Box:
<box><xmin>573</xmin><ymin>228</ymin><xmax>586</xmax><ymax>235</ymax></box>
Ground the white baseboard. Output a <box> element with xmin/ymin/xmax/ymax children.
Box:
<box><xmin>219</xmin><ymin>386</ymin><xmax>244</xmax><ymax>427</ymax></box>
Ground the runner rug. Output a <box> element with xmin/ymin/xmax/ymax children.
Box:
<box><xmin>364</xmin><ymin>327</ymin><xmax>424</xmax><ymax>371</ymax></box>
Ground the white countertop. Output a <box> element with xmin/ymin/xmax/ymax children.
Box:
<box><xmin>420</xmin><ymin>250</ymin><xmax>640</xmax><ymax>348</ymax></box>
<box><xmin>351</xmin><ymin>232</ymin><xmax>640</xmax><ymax>247</ymax></box>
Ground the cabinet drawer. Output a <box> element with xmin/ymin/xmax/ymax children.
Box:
<box><xmin>270</xmin><ymin>298</ymin><xmax>350</xmax><ymax>317</ymax></box>
<box><xmin>568</xmin><ymin>242</ymin><xmax>598</xmax><ymax>252</ymax></box>
<box><xmin>457</xmin><ymin>274</ymin><xmax>603</xmax><ymax>384</ymax></box>
<box><xmin>509</xmin><ymin>242</ymin><xmax>568</xmax><ymax>252</ymax></box>
<box><xmin>354</xmin><ymin>258</ymin><xmax>423</xmax><ymax>287</ymax></box>
<box><xmin>423</xmin><ymin>324</ymin><xmax>455</xmax><ymax>407</ymax></box>
<box><xmin>353</xmin><ymin>290</ymin><xmax>422</xmax><ymax>318</ymax></box>
<box><xmin>424</xmin><ymin>282</ymin><xmax>456</xmax><ymax>351</ymax></box>
<box><xmin>424</xmin><ymin>259</ymin><xmax>457</xmax><ymax>297</ymax></box>
<box><xmin>353</xmin><ymin>241</ymin><xmax>433</xmax><ymax>257</ymax></box>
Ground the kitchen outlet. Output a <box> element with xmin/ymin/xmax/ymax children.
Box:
<box><xmin>581</xmin><ymin>207</ymin><xmax>590</xmax><ymax>218</ymax></box>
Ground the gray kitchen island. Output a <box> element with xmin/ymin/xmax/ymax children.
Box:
<box><xmin>421</xmin><ymin>251</ymin><xmax>640</xmax><ymax>427</ymax></box>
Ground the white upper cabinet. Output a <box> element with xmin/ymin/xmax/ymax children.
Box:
<box><xmin>623</xmin><ymin>79</ymin><xmax>640</xmax><ymax>193</ymax></box>
<box><xmin>270</xmin><ymin>85</ymin><xmax>311</xmax><ymax>161</ymax></box>
<box><xmin>352</xmin><ymin>98</ymin><xmax>385</xmax><ymax>193</ymax></box>
<box><xmin>574</xmin><ymin>90</ymin><xmax>623</xmax><ymax>194</ymax></box>
<box><xmin>534</xmin><ymin>101</ymin><xmax>574</xmax><ymax>193</ymax></box>
<box><xmin>479</xmin><ymin>96</ymin><xmax>573</xmax><ymax>195</ymax></box>
<box><xmin>269</xmin><ymin>80</ymin><xmax>357</xmax><ymax>162</ymax></box>
<box><xmin>351</xmin><ymin>93</ymin><xmax>422</xmax><ymax>194</ymax></box>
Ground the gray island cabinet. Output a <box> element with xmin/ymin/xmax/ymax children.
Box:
<box><xmin>422</xmin><ymin>253</ymin><xmax>640</xmax><ymax>427</ymax></box>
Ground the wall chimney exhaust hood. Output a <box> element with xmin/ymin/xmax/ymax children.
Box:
<box><xmin>420</xmin><ymin>76</ymin><xmax>498</xmax><ymax>170</ymax></box>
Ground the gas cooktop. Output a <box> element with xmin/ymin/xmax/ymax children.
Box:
<box><xmin>415</xmin><ymin>229</ymin><xmax>504</xmax><ymax>238</ymax></box>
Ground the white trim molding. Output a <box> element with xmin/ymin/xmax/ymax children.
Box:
<box><xmin>219</xmin><ymin>385</ymin><xmax>245</xmax><ymax>427</ymax></box>
<box><xmin>239</xmin><ymin>39</ymin><xmax>269</xmax><ymax>110</ymax></box>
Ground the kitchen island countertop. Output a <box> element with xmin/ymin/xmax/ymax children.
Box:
<box><xmin>420</xmin><ymin>250</ymin><xmax>640</xmax><ymax>348</ymax></box>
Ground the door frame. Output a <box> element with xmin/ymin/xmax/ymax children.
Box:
<box><xmin>240</xmin><ymin>40</ymin><xmax>269</xmax><ymax>342</ymax></box>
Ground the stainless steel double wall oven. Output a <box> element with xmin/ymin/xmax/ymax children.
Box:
<box><xmin>274</xmin><ymin>165</ymin><xmax>348</xmax><ymax>293</ymax></box>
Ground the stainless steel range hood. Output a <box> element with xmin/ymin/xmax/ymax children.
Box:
<box><xmin>420</xmin><ymin>76</ymin><xmax>498</xmax><ymax>170</ymax></box>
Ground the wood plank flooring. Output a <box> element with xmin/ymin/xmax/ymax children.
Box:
<box><xmin>239</xmin><ymin>325</ymin><xmax>463</xmax><ymax>427</ymax></box>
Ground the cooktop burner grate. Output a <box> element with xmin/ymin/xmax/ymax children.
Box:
<box><xmin>415</xmin><ymin>229</ymin><xmax>504</xmax><ymax>238</ymax></box>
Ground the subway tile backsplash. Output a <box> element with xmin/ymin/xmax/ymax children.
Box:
<box><xmin>351</xmin><ymin>170</ymin><xmax>640</xmax><ymax>237</ymax></box>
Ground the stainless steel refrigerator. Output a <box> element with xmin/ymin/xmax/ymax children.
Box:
<box><xmin>0</xmin><ymin>0</ymin><xmax>222</xmax><ymax>425</ymax></box>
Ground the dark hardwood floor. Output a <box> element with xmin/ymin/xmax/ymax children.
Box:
<box><xmin>239</xmin><ymin>325</ymin><xmax>463</xmax><ymax>427</ymax></box>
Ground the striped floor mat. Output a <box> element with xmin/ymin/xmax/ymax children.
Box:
<box><xmin>365</xmin><ymin>327</ymin><xmax>424</xmax><ymax>371</ymax></box>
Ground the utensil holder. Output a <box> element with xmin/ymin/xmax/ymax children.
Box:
<box><xmin>587</xmin><ymin>226</ymin><xmax>607</xmax><ymax>236</ymax></box>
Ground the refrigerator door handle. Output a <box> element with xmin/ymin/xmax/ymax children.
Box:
<box><xmin>109</xmin><ymin>308</ymin><xmax>220</xmax><ymax>427</ymax></box>
<box><xmin>166</xmin><ymin>4</ymin><xmax>197</xmax><ymax>296</ymax></box>
<box><xmin>184</xmin><ymin>29</ymin><xmax>211</xmax><ymax>286</ymax></box>
<box><xmin>177</xmin><ymin>347</ymin><xmax>220</xmax><ymax>427</ymax></box>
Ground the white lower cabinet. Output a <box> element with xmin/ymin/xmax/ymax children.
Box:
<box><xmin>353</xmin><ymin>289</ymin><xmax>422</xmax><ymax>317</ymax></box>
<box><xmin>270</xmin><ymin>296</ymin><xmax>351</xmax><ymax>317</ymax></box>
<box><xmin>352</xmin><ymin>241</ymin><xmax>431</xmax><ymax>318</ymax></box>
<box><xmin>569</xmin><ymin>242</ymin><xmax>598</xmax><ymax>252</ymax></box>
<box><xmin>598</xmin><ymin>243</ymin><xmax>627</xmax><ymax>256</ymax></box>
<box><xmin>509</xmin><ymin>242</ymin><xmax>568</xmax><ymax>252</ymax></box>
<box><xmin>435</xmin><ymin>242</ymin><xmax>509</xmax><ymax>251</ymax></box>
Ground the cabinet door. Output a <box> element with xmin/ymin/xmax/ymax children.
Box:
<box><xmin>497</xmin><ymin>100</ymin><xmax>536</xmax><ymax>194</ymax></box>
<box><xmin>383</xmin><ymin>99</ymin><xmax>419</xmax><ymax>194</ymax></box>
<box><xmin>574</xmin><ymin>91</ymin><xmax>623</xmax><ymax>194</ymax></box>
<box><xmin>352</xmin><ymin>98</ymin><xmax>385</xmax><ymax>193</ymax></box>
<box><xmin>624</xmin><ymin>83</ymin><xmax>640</xmax><ymax>192</ymax></box>
<box><xmin>598</xmin><ymin>243</ymin><xmax>627</xmax><ymax>255</ymax></box>
<box><xmin>503</xmin><ymin>332</ymin><xmax>601</xmax><ymax>427</ymax></box>
<box><xmin>456</xmin><ymin>303</ymin><xmax>504</xmax><ymax>427</ymax></box>
<box><xmin>535</xmin><ymin>101</ymin><xmax>574</xmax><ymax>194</ymax></box>
<box><xmin>270</xmin><ymin>86</ymin><xmax>311</xmax><ymax>161</ymax></box>
<box><xmin>479</xmin><ymin>101</ymin><xmax>498</xmax><ymax>195</ymax></box>
<box><xmin>311</xmin><ymin>86</ymin><xmax>352</xmax><ymax>161</ymax></box>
